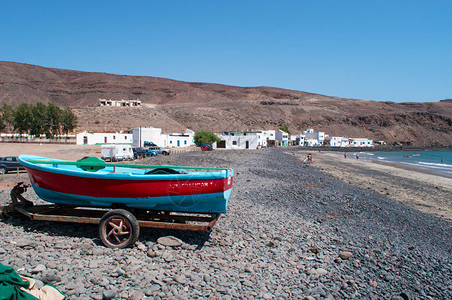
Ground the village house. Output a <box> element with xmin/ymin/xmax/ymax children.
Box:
<box><xmin>132</xmin><ymin>127</ymin><xmax>195</xmax><ymax>148</ymax></box>
<box><xmin>76</xmin><ymin>131</ymin><xmax>132</xmax><ymax>145</ymax></box>
<box><xmin>132</xmin><ymin>127</ymin><xmax>163</xmax><ymax>147</ymax></box>
<box><xmin>302</xmin><ymin>129</ymin><xmax>325</xmax><ymax>146</ymax></box>
<box><xmin>262</xmin><ymin>130</ymin><xmax>277</xmax><ymax>147</ymax></box>
<box><xmin>349</xmin><ymin>138</ymin><xmax>373</xmax><ymax>147</ymax></box>
<box><xmin>327</xmin><ymin>136</ymin><xmax>350</xmax><ymax>147</ymax></box>
<box><xmin>164</xmin><ymin>129</ymin><xmax>195</xmax><ymax>148</ymax></box>
<box><xmin>275</xmin><ymin>130</ymin><xmax>289</xmax><ymax>146</ymax></box>
<box><xmin>98</xmin><ymin>99</ymin><xmax>142</xmax><ymax>107</ymax></box>
<box><xmin>292</xmin><ymin>134</ymin><xmax>305</xmax><ymax>146</ymax></box>
<box><xmin>217</xmin><ymin>132</ymin><xmax>259</xmax><ymax>149</ymax></box>
<box><xmin>243</xmin><ymin>131</ymin><xmax>268</xmax><ymax>148</ymax></box>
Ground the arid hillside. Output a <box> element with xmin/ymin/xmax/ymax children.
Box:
<box><xmin>1</xmin><ymin>61</ymin><xmax>451</xmax><ymax>146</ymax></box>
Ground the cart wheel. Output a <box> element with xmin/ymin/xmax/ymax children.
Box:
<box><xmin>98</xmin><ymin>209</ymin><xmax>140</xmax><ymax>248</ymax></box>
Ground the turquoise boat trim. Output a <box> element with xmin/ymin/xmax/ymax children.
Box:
<box><xmin>20</xmin><ymin>154</ymin><xmax>228</xmax><ymax>171</ymax></box>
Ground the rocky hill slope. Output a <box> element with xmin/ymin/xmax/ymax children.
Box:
<box><xmin>1</xmin><ymin>61</ymin><xmax>451</xmax><ymax>147</ymax></box>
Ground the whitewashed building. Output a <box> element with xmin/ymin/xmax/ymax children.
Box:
<box><xmin>163</xmin><ymin>129</ymin><xmax>195</xmax><ymax>148</ymax></box>
<box><xmin>327</xmin><ymin>136</ymin><xmax>350</xmax><ymax>147</ymax></box>
<box><xmin>217</xmin><ymin>132</ymin><xmax>259</xmax><ymax>149</ymax></box>
<box><xmin>98</xmin><ymin>99</ymin><xmax>141</xmax><ymax>107</ymax></box>
<box><xmin>349</xmin><ymin>138</ymin><xmax>373</xmax><ymax>147</ymax></box>
<box><xmin>302</xmin><ymin>129</ymin><xmax>325</xmax><ymax>146</ymax></box>
<box><xmin>275</xmin><ymin>130</ymin><xmax>289</xmax><ymax>146</ymax></box>
<box><xmin>132</xmin><ymin>127</ymin><xmax>196</xmax><ymax>148</ymax></box>
<box><xmin>243</xmin><ymin>131</ymin><xmax>268</xmax><ymax>147</ymax></box>
<box><xmin>76</xmin><ymin>131</ymin><xmax>132</xmax><ymax>145</ymax></box>
<box><xmin>263</xmin><ymin>130</ymin><xmax>276</xmax><ymax>141</ymax></box>
<box><xmin>132</xmin><ymin>127</ymin><xmax>164</xmax><ymax>147</ymax></box>
<box><xmin>292</xmin><ymin>134</ymin><xmax>306</xmax><ymax>146</ymax></box>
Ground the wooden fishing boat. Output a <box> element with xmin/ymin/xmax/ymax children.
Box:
<box><xmin>18</xmin><ymin>155</ymin><xmax>233</xmax><ymax>214</ymax></box>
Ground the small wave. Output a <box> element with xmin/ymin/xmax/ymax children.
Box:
<box><xmin>418</xmin><ymin>162</ymin><xmax>452</xmax><ymax>168</ymax></box>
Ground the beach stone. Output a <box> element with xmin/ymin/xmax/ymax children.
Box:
<box><xmin>308</xmin><ymin>268</ymin><xmax>328</xmax><ymax>276</ymax></box>
<box><xmin>32</xmin><ymin>264</ymin><xmax>46</xmax><ymax>274</ymax></box>
<box><xmin>92</xmin><ymin>248</ymin><xmax>104</xmax><ymax>255</ymax></box>
<box><xmin>131</xmin><ymin>291</ymin><xmax>145</xmax><ymax>300</ymax></box>
<box><xmin>136</xmin><ymin>242</ymin><xmax>147</xmax><ymax>252</ymax></box>
<box><xmin>102</xmin><ymin>289</ymin><xmax>116</xmax><ymax>300</ymax></box>
<box><xmin>339</xmin><ymin>251</ymin><xmax>353</xmax><ymax>260</ymax></box>
<box><xmin>157</xmin><ymin>236</ymin><xmax>183</xmax><ymax>247</ymax></box>
<box><xmin>147</xmin><ymin>250</ymin><xmax>157</xmax><ymax>258</ymax></box>
<box><xmin>114</xmin><ymin>268</ymin><xmax>126</xmax><ymax>276</ymax></box>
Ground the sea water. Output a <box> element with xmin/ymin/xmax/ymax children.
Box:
<box><xmin>356</xmin><ymin>150</ymin><xmax>452</xmax><ymax>178</ymax></box>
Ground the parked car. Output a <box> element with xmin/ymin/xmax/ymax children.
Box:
<box><xmin>132</xmin><ymin>147</ymin><xmax>147</xmax><ymax>159</ymax></box>
<box><xmin>143</xmin><ymin>141</ymin><xmax>158</xmax><ymax>147</ymax></box>
<box><xmin>147</xmin><ymin>146</ymin><xmax>171</xmax><ymax>156</ymax></box>
<box><xmin>133</xmin><ymin>147</ymin><xmax>157</xmax><ymax>159</ymax></box>
<box><xmin>0</xmin><ymin>156</ymin><xmax>26</xmax><ymax>174</ymax></box>
<box><xmin>145</xmin><ymin>148</ymin><xmax>158</xmax><ymax>157</ymax></box>
<box><xmin>201</xmin><ymin>144</ymin><xmax>213</xmax><ymax>151</ymax></box>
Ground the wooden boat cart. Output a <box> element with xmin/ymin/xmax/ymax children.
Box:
<box><xmin>0</xmin><ymin>182</ymin><xmax>221</xmax><ymax>249</ymax></box>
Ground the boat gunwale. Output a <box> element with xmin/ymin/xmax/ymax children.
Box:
<box><xmin>18</xmin><ymin>155</ymin><xmax>233</xmax><ymax>181</ymax></box>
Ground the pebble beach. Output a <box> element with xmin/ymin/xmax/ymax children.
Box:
<box><xmin>0</xmin><ymin>145</ymin><xmax>451</xmax><ymax>299</ymax></box>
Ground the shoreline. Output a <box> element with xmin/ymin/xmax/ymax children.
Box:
<box><xmin>291</xmin><ymin>150</ymin><xmax>452</xmax><ymax>223</ymax></box>
<box><xmin>373</xmin><ymin>159</ymin><xmax>452</xmax><ymax>179</ymax></box>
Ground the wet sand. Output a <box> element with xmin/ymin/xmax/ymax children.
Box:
<box><xmin>291</xmin><ymin>150</ymin><xmax>452</xmax><ymax>223</ymax></box>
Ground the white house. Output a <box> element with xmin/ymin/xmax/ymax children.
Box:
<box><xmin>132</xmin><ymin>127</ymin><xmax>196</xmax><ymax>148</ymax></box>
<box><xmin>217</xmin><ymin>132</ymin><xmax>259</xmax><ymax>149</ymax></box>
<box><xmin>98</xmin><ymin>99</ymin><xmax>141</xmax><ymax>107</ymax></box>
<box><xmin>327</xmin><ymin>136</ymin><xmax>350</xmax><ymax>147</ymax></box>
<box><xmin>263</xmin><ymin>130</ymin><xmax>276</xmax><ymax>141</ymax></box>
<box><xmin>243</xmin><ymin>131</ymin><xmax>268</xmax><ymax>147</ymax></box>
<box><xmin>302</xmin><ymin>129</ymin><xmax>325</xmax><ymax>146</ymax></box>
<box><xmin>132</xmin><ymin>127</ymin><xmax>164</xmax><ymax>147</ymax></box>
<box><xmin>163</xmin><ymin>129</ymin><xmax>195</xmax><ymax>148</ymax></box>
<box><xmin>349</xmin><ymin>138</ymin><xmax>374</xmax><ymax>147</ymax></box>
<box><xmin>275</xmin><ymin>130</ymin><xmax>289</xmax><ymax>146</ymax></box>
<box><xmin>288</xmin><ymin>134</ymin><xmax>298</xmax><ymax>146</ymax></box>
<box><xmin>292</xmin><ymin>134</ymin><xmax>305</xmax><ymax>146</ymax></box>
<box><xmin>76</xmin><ymin>131</ymin><xmax>132</xmax><ymax>145</ymax></box>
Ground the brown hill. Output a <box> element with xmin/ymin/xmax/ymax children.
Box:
<box><xmin>1</xmin><ymin>61</ymin><xmax>451</xmax><ymax>147</ymax></box>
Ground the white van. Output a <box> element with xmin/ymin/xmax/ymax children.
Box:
<box><xmin>101</xmin><ymin>145</ymin><xmax>134</xmax><ymax>162</ymax></box>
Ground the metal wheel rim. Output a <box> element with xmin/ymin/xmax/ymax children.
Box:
<box><xmin>102</xmin><ymin>215</ymin><xmax>133</xmax><ymax>248</ymax></box>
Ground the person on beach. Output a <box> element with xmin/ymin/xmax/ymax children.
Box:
<box><xmin>356</xmin><ymin>153</ymin><xmax>359</xmax><ymax>160</ymax></box>
<box><xmin>307</xmin><ymin>153</ymin><xmax>313</xmax><ymax>164</ymax></box>
<box><xmin>344</xmin><ymin>152</ymin><xmax>347</xmax><ymax>159</ymax></box>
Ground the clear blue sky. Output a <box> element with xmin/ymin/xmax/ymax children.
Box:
<box><xmin>1</xmin><ymin>1</ymin><xmax>451</xmax><ymax>102</ymax></box>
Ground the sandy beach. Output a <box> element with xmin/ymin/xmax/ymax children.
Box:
<box><xmin>291</xmin><ymin>150</ymin><xmax>452</xmax><ymax>223</ymax></box>
<box><xmin>0</xmin><ymin>143</ymin><xmax>100</xmax><ymax>190</ymax></box>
